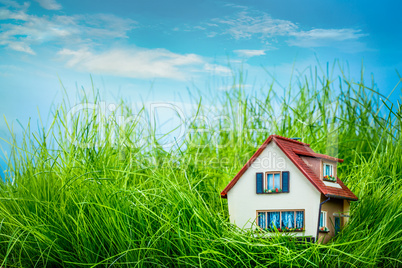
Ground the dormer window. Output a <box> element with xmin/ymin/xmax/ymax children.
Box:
<box><xmin>323</xmin><ymin>163</ymin><xmax>336</xmax><ymax>182</ymax></box>
<box><xmin>323</xmin><ymin>163</ymin><xmax>333</xmax><ymax>177</ymax></box>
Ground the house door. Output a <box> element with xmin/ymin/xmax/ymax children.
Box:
<box><xmin>334</xmin><ymin>217</ymin><xmax>341</xmax><ymax>235</ymax></box>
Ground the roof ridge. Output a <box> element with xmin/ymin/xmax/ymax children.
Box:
<box><xmin>272</xmin><ymin>135</ymin><xmax>310</xmax><ymax>146</ymax></box>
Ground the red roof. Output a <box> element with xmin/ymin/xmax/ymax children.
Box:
<box><xmin>220</xmin><ymin>135</ymin><xmax>358</xmax><ymax>201</ymax></box>
<box><xmin>292</xmin><ymin>149</ymin><xmax>344</xmax><ymax>163</ymax></box>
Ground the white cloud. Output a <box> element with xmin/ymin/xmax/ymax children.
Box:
<box><xmin>206</xmin><ymin>31</ymin><xmax>218</xmax><ymax>38</ymax></box>
<box><xmin>6</xmin><ymin>41</ymin><xmax>35</xmax><ymax>54</ymax></box>
<box><xmin>223</xmin><ymin>3</ymin><xmax>249</xmax><ymax>10</ymax></box>
<box><xmin>76</xmin><ymin>13</ymin><xmax>136</xmax><ymax>38</ymax></box>
<box><xmin>218</xmin><ymin>83</ymin><xmax>252</xmax><ymax>91</ymax></box>
<box><xmin>58</xmin><ymin>47</ymin><xmax>205</xmax><ymax>80</ymax></box>
<box><xmin>293</xmin><ymin>28</ymin><xmax>365</xmax><ymax>41</ymax></box>
<box><xmin>203</xmin><ymin>9</ymin><xmax>367</xmax><ymax>50</ymax></box>
<box><xmin>0</xmin><ymin>0</ymin><xmax>29</xmax><ymax>10</ymax></box>
<box><xmin>288</xmin><ymin>28</ymin><xmax>368</xmax><ymax>48</ymax></box>
<box><xmin>0</xmin><ymin>4</ymin><xmax>137</xmax><ymax>54</ymax></box>
<box><xmin>0</xmin><ymin>3</ymin><xmax>231</xmax><ymax>80</ymax></box>
<box><xmin>0</xmin><ymin>3</ymin><xmax>30</xmax><ymax>20</ymax></box>
<box><xmin>210</xmin><ymin>11</ymin><xmax>297</xmax><ymax>40</ymax></box>
<box><xmin>234</xmin><ymin>49</ymin><xmax>265</xmax><ymax>57</ymax></box>
<box><xmin>34</xmin><ymin>0</ymin><xmax>62</xmax><ymax>10</ymax></box>
<box><xmin>204</xmin><ymin>63</ymin><xmax>232</xmax><ymax>76</ymax></box>
<box><xmin>0</xmin><ymin>64</ymin><xmax>22</xmax><ymax>76</ymax></box>
<box><xmin>58</xmin><ymin>47</ymin><xmax>233</xmax><ymax>80</ymax></box>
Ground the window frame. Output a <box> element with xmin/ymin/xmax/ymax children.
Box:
<box><xmin>256</xmin><ymin>209</ymin><xmax>305</xmax><ymax>232</ymax></box>
<box><xmin>264</xmin><ymin>171</ymin><xmax>282</xmax><ymax>193</ymax></box>
<box><xmin>320</xmin><ymin>211</ymin><xmax>327</xmax><ymax>228</ymax></box>
<box><xmin>323</xmin><ymin>163</ymin><xmax>333</xmax><ymax>177</ymax></box>
<box><xmin>319</xmin><ymin>210</ymin><xmax>329</xmax><ymax>233</ymax></box>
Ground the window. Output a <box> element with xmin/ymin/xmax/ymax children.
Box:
<box><xmin>319</xmin><ymin>211</ymin><xmax>327</xmax><ymax>228</ymax></box>
<box><xmin>323</xmin><ymin>163</ymin><xmax>333</xmax><ymax>177</ymax></box>
<box><xmin>257</xmin><ymin>210</ymin><xmax>304</xmax><ymax>231</ymax></box>
<box><xmin>334</xmin><ymin>217</ymin><xmax>341</xmax><ymax>235</ymax></box>
<box><xmin>256</xmin><ymin>172</ymin><xmax>289</xmax><ymax>194</ymax></box>
<box><xmin>265</xmin><ymin>172</ymin><xmax>281</xmax><ymax>191</ymax></box>
<box><xmin>319</xmin><ymin>211</ymin><xmax>328</xmax><ymax>232</ymax></box>
<box><xmin>323</xmin><ymin>163</ymin><xmax>336</xmax><ymax>182</ymax></box>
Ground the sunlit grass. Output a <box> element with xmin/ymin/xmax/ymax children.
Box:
<box><xmin>0</xmin><ymin>63</ymin><xmax>401</xmax><ymax>267</ymax></box>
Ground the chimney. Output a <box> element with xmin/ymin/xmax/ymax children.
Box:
<box><xmin>290</xmin><ymin>137</ymin><xmax>302</xmax><ymax>141</ymax></box>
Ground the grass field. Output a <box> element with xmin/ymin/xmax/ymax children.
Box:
<box><xmin>0</xmin><ymin>65</ymin><xmax>401</xmax><ymax>267</ymax></box>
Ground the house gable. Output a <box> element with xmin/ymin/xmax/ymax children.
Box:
<box><xmin>227</xmin><ymin>141</ymin><xmax>320</xmax><ymax>198</ymax></box>
<box><xmin>221</xmin><ymin>135</ymin><xmax>358</xmax><ymax>201</ymax></box>
<box><xmin>226</xmin><ymin>140</ymin><xmax>321</xmax><ymax>235</ymax></box>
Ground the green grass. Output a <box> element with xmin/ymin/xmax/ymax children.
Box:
<box><xmin>0</xmin><ymin>64</ymin><xmax>401</xmax><ymax>267</ymax></box>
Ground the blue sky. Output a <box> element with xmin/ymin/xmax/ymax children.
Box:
<box><xmin>1</xmin><ymin>0</ymin><xmax>402</xmax><ymax>178</ymax></box>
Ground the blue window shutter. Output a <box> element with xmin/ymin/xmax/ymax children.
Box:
<box><xmin>282</xmin><ymin>171</ymin><xmax>289</xmax><ymax>192</ymax></box>
<box><xmin>256</xmin><ymin>172</ymin><xmax>263</xmax><ymax>194</ymax></box>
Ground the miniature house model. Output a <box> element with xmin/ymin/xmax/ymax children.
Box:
<box><xmin>221</xmin><ymin>135</ymin><xmax>358</xmax><ymax>243</ymax></box>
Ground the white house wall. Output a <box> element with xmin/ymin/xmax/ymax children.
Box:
<box><xmin>227</xmin><ymin>141</ymin><xmax>321</xmax><ymax>238</ymax></box>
